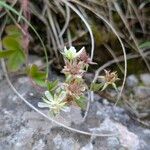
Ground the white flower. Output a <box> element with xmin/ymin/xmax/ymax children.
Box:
<box><xmin>62</xmin><ymin>46</ymin><xmax>84</xmax><ymax>60</ymax></box>
<box><xmin>38</xmin><ymin>91</ymin><xmax>67</xmax><ymax>115</ymax></box>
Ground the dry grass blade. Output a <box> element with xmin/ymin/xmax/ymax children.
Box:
<box><xmin>113</xmin><ymin>1</ymin><xmax>150</xmax><ymax>72</ymax></box>
<box><xmin>104</xmin><ymin>44</ymin><xmax>124</xmax><ymax>74</ymax></box>
<box><xmin>59</xmin><ymin>0</ymin><xmax>95</xmax><ymax>61</ymax></box>
<box><xmin>71</xmin><ymin>0</ymin><xmax>127</xmax><ymax>105</ymax></box>
<box><xmin>59</xmin><ymin>4</ymin><xmax>70</xmax><ymax>37</ymax></box>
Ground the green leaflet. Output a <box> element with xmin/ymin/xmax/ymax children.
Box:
<box><xmin>2</xmin><ymin>36</ymin><xmax>22</xmax><ymax>50</ymax></box>
<box><xmin>27</xmin><ymin>64</ymin><xmax>47</xmax><ymax>87</ymax></box>
<box><xmin>7</xmin><ymin>50</ymin><xmax>25</xmax><ymax>71</ymax></box>
<box><xmin>47</xmin><ymin>80</ymin><xmax>58</xmax><ymax>91</ymax></box>
<box><xmin>139</xmin><ymin>41</ymin><xmax>150</xmax><ymax>49</ymax></box>
<box><xmin>0</xmin><ymin>50</ymin><xmax>15</xmax><ymax>58</ymax></box>
<box><xmin>90</xmin><ymin>83</ymin><xmax>103</xmax><ymax>92</ymax></box>
<box><xmin>75</xmin><ymin>96</ymin><xmax>86</xmax><ymax>109</ymax></box>
<box><xmin>5</xmin><ymin>25</ymin><xmax>22</xmax><ymax>37</ymax></box>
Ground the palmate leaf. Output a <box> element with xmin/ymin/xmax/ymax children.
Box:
<box><xmin>0</xmin><ymin>32</ymin><xmax>25</xmax><ymax>71</ymax></box>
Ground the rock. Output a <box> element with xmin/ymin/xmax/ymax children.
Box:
<box><xmin>102</xmin><ymin>99</ymin><xmax>109</xmax><ymax>105</ymax></box>
<box><xmin>81</xmin><ymin>143</ymin><xmax>93</xmax><ymax>150</ymax></box>
<box><xmin>18</xmin><ymin>77</ymin><xmax>29</xmax><ymax>84</ymax></box>
<box><xmin>22</xmin><ymin>110</ymin><xmax>52</xmax><ymax>134</ymax></box>
<box><xmin>133</xmin><ymin>86</ymin><xmax>150</xmax><ymax>98</ymax></box>
<box><xmin>28</xmin><ymin>55</ymin><xmax>44</xmax><ymax>67</ymax></box>
<box><xmin>115</xmin><ymin>122</ymin><xmax>140</xmax><ymax>150</ymax></box>
<box><xmin>140</xmin><ymin>73</ymin><xmax>150</xmax><ymax>86</ymax></box>
<box><xmin>126</xmin><ymin>75</ymin><xmax>139</xmax><ymax>87</ymax></box>
<box><xmin>70</xmin><ymin>106</ymin><xmax>83</xmax><ymax>124</ymax></box>
<box><xmin>89</xmin><ymin>118</ymin><xmax>118</xmax><ymax>133</ymax></box>
<box><xmin>53</xmin><ymin>134</ymin><xmax>76</xmax><ymax>150</ymax></box>
<box><xmin>61</xmin><ymin>138</ymin><xmax>75</xmax><ymax>150</ymax></box>
<box><xmin>0</xmin><ymin>75</ymin><xmax>150</xmax><ymax>150</ymax></box>
<box><xmin>9</xmin><ymin>127</ymin><xmax>34</xmax><ymax>150</ymax></box>
<box><xmin>107</xmin><ymin>137</ymin><xmax>120</xmax><ymax>149</ymax></box>
<box><xmin>0</xmin><ymin>65</ymin><xmax>3</xmax><ymax>80</ymax></box>
<box><xmin>53</xmin><ymin>134</ymin><xmax>62</xmax><ymax>149</ymax></box>
<box><xmin>32</xmin><ymin>139</ymin><xmax>46</xmax><ymax>150</ymax></box>
<box><xmin>89</xmin><ymin>118</ymin><xmax>140</xmax><ymax>150</ymax></box>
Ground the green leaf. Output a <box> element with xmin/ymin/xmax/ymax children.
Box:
<box><xmin>0</xmin><ymin>50</ymin><xmax>15</xmax><ymax>58</ymax></box>
<box><xmin>75</xmin><ymin>96</ymin><xmax>86</xmax><ymax>109</ymax></box>
<box><xmin>33</xmin><ymin>78</ymin><xmax>47</xmax><ymax>87</ymax></box>
<box><xmin>112</xmin><ymin>83</ymin><xmax>118</xmax><ymax>91</ymax></box>
<box><xmin>101</xmin><ymin>83</ymin><xmax>108</xmax><ymax>91</ymax></box>
<box><xmin>5</xmin><ymin>25</ymin><xmax>22</xmax><ymax>37</ymax></box>
<box><xmin>7</xmin><ymin>50</ymin><xmax>25</xmax><ymax>71</ymax></box>
<box><xmin>47</xmin><ymin>80</ymin><xmax>58</xmax><ymax>91</ymax></box>
<box><xmin>139</xmin><ymin>41</ymin><xmax>150</xmax><ymax>49</ymax></box>
<box><xmin>90</xmin><ymin>83</ymin><xmax>103</xmax><ymax>92</ymax></box>
<box><xmin>27</xmin><ymin>64</ymin><xmax>47</xmax><ymax>87</ymax></box>
<box><xmin>29</xmin><ymin>65</ymin><xmax>46</xmax><ymax>79</ymax></box>
<box><xmin>2</xmin><ymin>36</ymin><xmax>21</xmax><ymax>50</ymax></box>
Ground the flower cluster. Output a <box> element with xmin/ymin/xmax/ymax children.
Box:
<box><xmin>61</xmin><ymin>46</ymin><xmax>91</xmax><ymax>106</ymax></box>
<box><xmin>38</xmin><ymin>46</ymin><xmax>119</xmax><ymax>115</ymax></box>
<box><xmin>38</xmin><ymin>46</ymin><xmax>91</xmax><ymax>115</ymax></box>
<box><xmin>99</xmin><ymin>69</ymin><xmax>120</xmax><ymax>91</ymax></box>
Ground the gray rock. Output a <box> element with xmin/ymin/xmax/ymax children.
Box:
<box><xmin>0</xmin><ymin>73</ymin><xmax>150</xmax><ymax>150</ymax></box>
<box><xmin>115</xmin><ymin>122</ymin><xmax>140</xmax><ymax>150</ymax></box>
<box><xmin>53</xmin><ymin>134</ymin><xmax>76</xmax><ymax>150</ymax></box>
<box><xmin>9</xmin><ymin>127</ymin><xmax>34</xmax><ymax>150</ymax></box>
<box><xmin>81</xmin><ymin>143</ymin><xmax>93</xmax><ymax>150</ymax></box>
<box><xmin>126</xmin><ymin>75</ymin><xmax>139</xmax><ymax>87</ymax></box>
<box><xmin>90</xmin><ymin>118</ymin><xmax>140</xmax><ymax>150</ymax></box>
<box><xmin>28</xmin><ymin>55</ymin><xmax>44</xmax><ymax>67</ymax></box>
<box><xmin>107</xmin><ymin>137</ymin><xmax>120</xmax><ymax>149</ymax></box>
<box><xmin>32</xmin><ymin>139</ymin><xmax>46</xmax><ymax>150</ymax></box>
<box><xmin>61</xmin><ymin>138</ymin><xmax>75</xmax><ymax>150</ymax></box>
<box><xmin>18</xmin><ymin>77</ymin><xmax>29</xmax><ymax>84</ymax></box>
<box><xmin>89</xmin><ymin>118</ymin><xmax>118</xmax><ymax>133</ymax></box>
<box><xmin>53</xmin><ymin>134</ymin><xmax>62</xmax><ymax>149</ymax></box>
<box><xmin>0</xmin><ymin>65</ymin><xmax>3</xmax><ymax>80</ymax></box>
<box><xmin>140</xmin><ymin>73</ymin><xmax>150</xmax><ymax>86</ymax></box>
<box><xmin>102</xmin><ymin>99</ymin><xmax>109</xmax><ymax>105</ymax></box>
<box><xmin>133</xmin><ymin>86</ymin><xmax>150</xmax><ymax>98</ymax></box>
<box><xmin>22</xmin><ymin>110</ymin><xmax>52</xmax><ymax>134</ymax></box>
